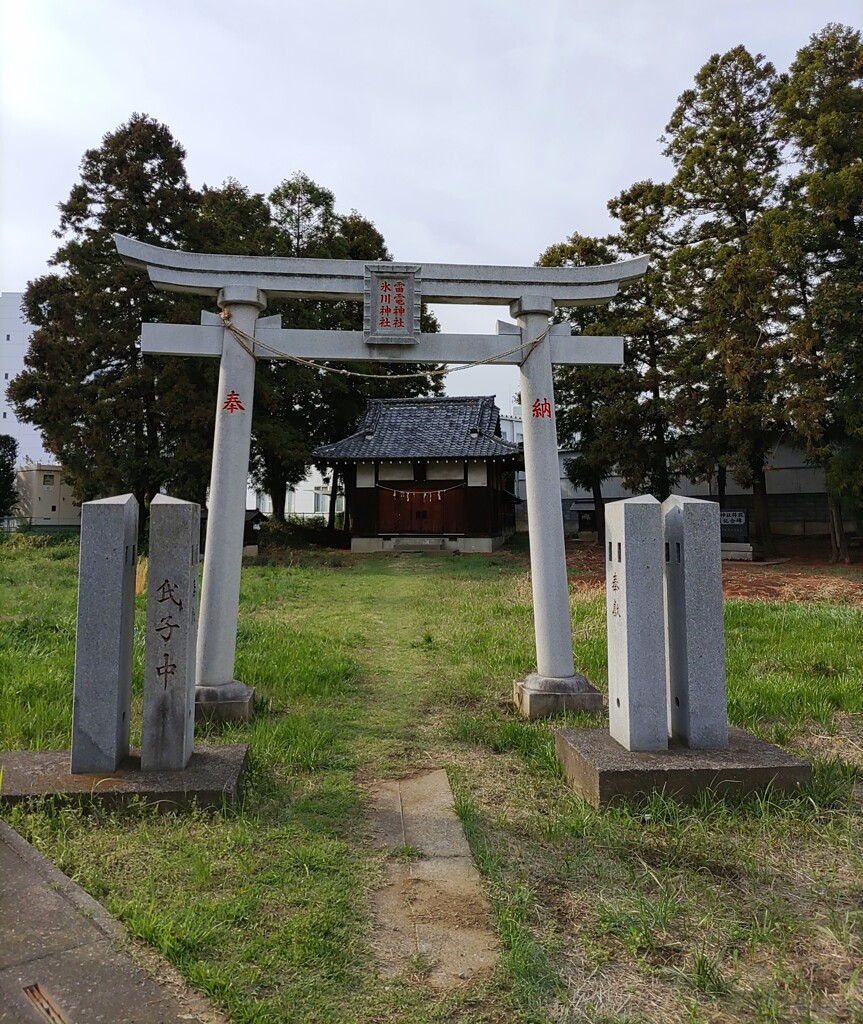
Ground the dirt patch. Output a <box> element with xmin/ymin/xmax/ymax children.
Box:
<box><xmin>565</xmin><ymin>540</ymin><xmax>863</xmax><ymax>606</ymax></box>
<box><xmin>720</xmin><ymin>565</ymin><xmax>863</xmax><ymax>605</ymax></box>
<box><xmin>794</xmin><ymin>713</ymin><xmax>863</xmax><ymax>772</ymax></box>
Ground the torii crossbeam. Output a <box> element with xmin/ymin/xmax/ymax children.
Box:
<box><xmin>115</xmin><ymin>234</ymin><xmax>647</xmax><ymax>720</ymax></box>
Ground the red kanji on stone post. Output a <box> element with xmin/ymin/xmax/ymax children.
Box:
<box><xmin>532</xmin><ymin>398</ymin><xmax>552</xmax><ymax>419</ymax></box>
<box><xmin>223</xmin><ymin>390</ymin><xmax>244</xmax><ymax>413</ymax></box>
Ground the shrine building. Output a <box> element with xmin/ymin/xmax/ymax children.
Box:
<box><xmin>313</xmin><ymin>396</ymin><xmax>523</xmax><ymax>553</ymax></box>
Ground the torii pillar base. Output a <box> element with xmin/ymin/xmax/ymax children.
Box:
<box><xmin>514</xmin><ymin>672</ymin><xmax>603</xmax><ymax>720</ymax></box>
<box><xmin>195</xmin><ymin>681</ymin><xmax>256</xmax><ymax>723</ymax></box>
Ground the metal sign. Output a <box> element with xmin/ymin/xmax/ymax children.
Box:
<box><xmin>720</xmin><ymin>508</ymin><xmax>749</xmax><ymax>543</ymax></box>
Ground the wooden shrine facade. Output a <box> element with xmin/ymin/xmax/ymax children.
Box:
<box><xmin>314</xmin><ymin>397</ymin><xmax>522</xmax><ymax>552</ymax></box>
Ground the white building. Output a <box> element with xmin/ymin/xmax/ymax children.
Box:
<box><xmin>1</xmin><ymin>293</ymin><xmax>81</xmax><ymax>530</ymax></box>
<box><xmin>498</xmin><ymin>405</ymin><xmax>524</xmax><ymax>446</ymax></box>
<box><xmin>15</xmin><ymin>463</ymin><xmax>81</xmax><ymax>529</ymax></box>
<box><xmin>0</xmin><ymin>292</ymin><xmax>51</xmax><ymax>464</ymax></box>
<box><xmin>248</xmin><ymin>464</ymin><xmax>345</xmax><ymax>519</ymax></box>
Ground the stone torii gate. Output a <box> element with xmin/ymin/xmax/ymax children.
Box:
<box><xmin>115</xmin><ymin>234</ymin><xmax>647</xmax><ymax>719</ymax></box>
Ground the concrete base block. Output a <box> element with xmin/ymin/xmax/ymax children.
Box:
<box><xmin>350</xmin><ymin>534</ymin><xmax>509</xmax><ymax>554</ymax></box>
<box><xmin>513</xmin><ymin>674</ymin><xmax>604</xmax><ymax>719</ymax></box>
<box><xmin>721</xmin><ymin>543</ymin><xmax>753</xmax><ymax>561</ymax></box>
<box><xmin>555</xmin><ymin>726</ymin><xmax>811</xmax><ymax>807</ymax></box>
<box><xmin>0</xmin><ymin>745</ymin><xmax>248</xmax><ymax>809</ymax></box>
<box><xmin>195</xmin><ymin>680</ymin><xmax>255</xmax><ymax>722</ymax></box>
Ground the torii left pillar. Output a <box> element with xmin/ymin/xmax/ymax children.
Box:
<box><xmin>195</xmin><ymin>286</ymin><xmax>266</xmax><ymax>720</ymax></box>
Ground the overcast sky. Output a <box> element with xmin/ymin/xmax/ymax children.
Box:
<box><xmin>1</xmin><ymin>0</ymin><xmax>859</xmax><ymax>406</ymax></box>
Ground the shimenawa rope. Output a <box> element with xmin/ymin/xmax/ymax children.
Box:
<box><xmin>219</xmin><ymin>309</ymin><xmax>550</xmax><ymax>381</ymax></box>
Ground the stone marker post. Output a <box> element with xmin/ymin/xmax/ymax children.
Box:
<box><xmin>606</xmin><ymin>495</ymin><xmax>668</xmax><ymax>751</ymax></box>
<box><xmin>662</xmin><ymin>495</ymin><xmax>729</xmax><ymax>749</ymax></box>
<box><xmin>555</xmin><ymin>492</ymin><xmax>806</xmax><ymax>807</ymax></box>
<box><xmin>71</xmin><ymin>494</ymin><xmax>138</xmax><ymax>773</ymax></box>
<box><xmin>142</xmin><ymin>495</ymin><xmax>200</xmax><ymax>770</ymax></box>
<box><xmin>195</xmin><ymin>287</ymin><xmax>265</xmax><ymax>720</ymax></box>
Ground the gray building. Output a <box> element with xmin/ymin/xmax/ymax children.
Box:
<box><xmin>503</xmin><ymin>405</ymin><xmax>850</xmax><ymax>538</ymax></box>
<box><xmin>556</xmin><ymin>443</ymin><xmax>850</xmax><ymax>539</ymax></box>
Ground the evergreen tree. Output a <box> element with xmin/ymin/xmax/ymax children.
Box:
<box><xmin>9</xmin><ymin>126</ymin><xmax>441</xmax><ymax>528</ymax></box>
<box><xmin>8</xmin><ymin>114</ymin><xmax>210</xmax><ymax>514</ymax></box>
<box><xmin>543</xmin><ymin>185</ymin><xmax>679</xmax><ymax>541</ymax></box>
<box><xmin>0</xmin><ymin>435</ymin><xmax>18</xmax><ymax>518</ymax></box>
<box><xmin>251</xmin><ymin>172</ymin><xmax>442</xmax><ymax>522</ymax></box>
<box><xmin>606</xmin><ymin>179</ymin><xmax>680</xmax><ymax>501</ymax></box>
<box><xmin>663</xmin><ymin>46</ymin><xmax>786</xmax><ymax>555</ymax></box>
<box><xmin>772</xmin><ymin>23</ymin><xmax>863</xmax><ymax>561</ymax></box>
<box><xmin>540</xmin><ymin>235</ymin><xmax>625</xmax><ymax>545</ymax></box>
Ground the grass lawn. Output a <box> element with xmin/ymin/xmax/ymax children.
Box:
<box><xmin>1</xmin><ymin>532</ymin><xmax>861</xmax><ymax>1023</ymax></box>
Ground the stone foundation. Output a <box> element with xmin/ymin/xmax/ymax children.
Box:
<box><xmin>351</xmin><ymin>534</ymin><xmax>509</xmax><ymax>553</ymax></box>
<box><xmin>555</xmin><ymin>727</ymin><xmax>810</xmax><ymax>807</ymax></box>
<box><xmin>513</xmin><ymin>674</ymin><xmax>604</xmax><ymax>719</ymax></box>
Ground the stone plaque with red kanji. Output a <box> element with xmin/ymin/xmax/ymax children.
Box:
<box><xmin>364</xmin><ymin>264</ymin><xmax>421</xmax><ymax>344</ymax></box>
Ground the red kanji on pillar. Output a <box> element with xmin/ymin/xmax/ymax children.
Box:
<box><xmin>223</xmin><ymin>390</ymin><xmax>244</xmax><ymax>413</ymax></box>
<box><xmin>532</xmin><ymin>398</ymin><xmax>552</xmax><ymax>419</ymax></box>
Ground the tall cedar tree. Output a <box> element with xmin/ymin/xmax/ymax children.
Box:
<box><xmin>541</xmin><ymin>185</ymin><xmax>678</xmax><ymax>542</ymax></box>
<box><xmin>772</xmin><ymin>24</ymin><xmax>863</xmax><ymax>561</ymax></box>
<box><xmin>663</xmin><ymin>47</ymin><xmax>786</xmax><ymax>555</ymax></box>
<box><xmin>8</xmin><ymin>114</ymin><xmax>211</xmax><ymax>516</ymax></box>
<box><xmin>0</xmin><ymin>436</ymin><xmax>18</xmax><ymax>517</ymax></box>
<box><xmin>253</xmin><ymin>173</ymin><xmax>442</xmax><ymax>523</ymax></box>
<box><xmin>606</xmin><ymin>180</ymin><xmax>680</xmax><ymax>501</ymax></box>
<box><xmin>540</xmin><ymin>235</ymin><xmax>630</xmax><ymax>545</ymax></box>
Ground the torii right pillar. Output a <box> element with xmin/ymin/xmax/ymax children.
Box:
<box><xmin>513</xmin><ymin>294</ymin><xmax>603</xmax><ymax>718</ymax></box>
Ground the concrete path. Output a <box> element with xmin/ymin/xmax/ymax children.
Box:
<box><xmin>369</xmin><ymin>769</ymin><xmax>499</xmax><ymax>989</ymax></box>
<box><xmin>0</xmin><ymin>822</ymin><xmax>226</xmax><ymax>1024</ymax></box>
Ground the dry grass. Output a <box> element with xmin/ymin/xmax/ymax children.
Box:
<box><xmin>796</xmin><ymin>712</ymin><xmax>863</xmax><ymax>772</ymax></box>
<box><xmin>135</xmin><ymin>556</ymin><xmax>148</xmax><ymax>597</ymax></box>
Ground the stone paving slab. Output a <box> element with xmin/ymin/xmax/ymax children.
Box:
<box><xmin>369</xmin><ymin>769</ymin><xmax>499</xmax><ymax>990</ymax></box>
<box><xmin>398</xmin><ymin>770</ymin><xmax>473</xmax><ymax>858</ymax></box>
<box><xmin>370</xmin><ymin>779</ymin><xmax>405</xmax><ymax>849</ymax></box>
<box><xmin>0</xmin><ymin>822</ymin><xmax>227</xmax><ymax>1023</ymax></box>
<box><xmin>556</xmin><ymin>726</ymin><xmax>811</xmax><ymax>807</ymax></box>
<box><xmin>0</xmin><ymin>745</ymin><xmax>247</xmax><ymax>809</ymax></box>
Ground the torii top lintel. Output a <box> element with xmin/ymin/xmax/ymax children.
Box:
<box><xmin>113</xmin><ymin>234</ymin><xmax>648</xmax><ymax>308</ymax></box>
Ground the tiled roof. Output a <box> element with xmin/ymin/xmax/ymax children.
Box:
<box><xmin>313</xmin><ymin>396</ymin><xmax>522</xmax><ymax>462</ymax></box>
